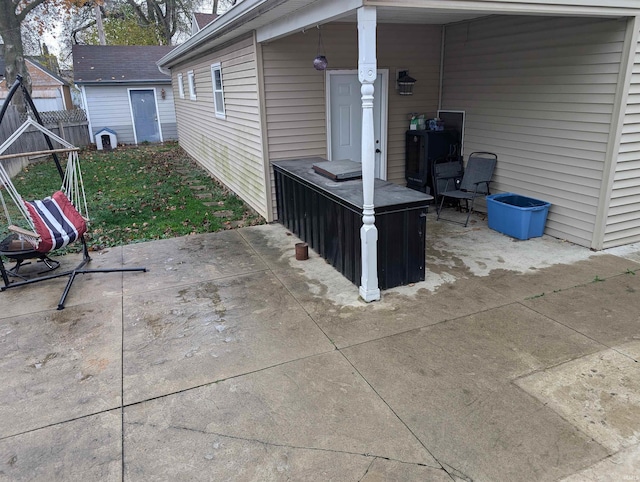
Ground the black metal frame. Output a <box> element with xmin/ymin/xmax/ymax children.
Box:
<box><xmin>435</xmin><ymin>152</ymin><xmax>498</xmax><ymax>227</ymax></box>
<box><xmin>432</xmin><ymin>157</ymin><xmax>464</xmax><ymax>211</ymax></box>
<box><xmin>0</xmin><ymin>75</ymin><xmax>146</xmax><ymax>309</ymax></box>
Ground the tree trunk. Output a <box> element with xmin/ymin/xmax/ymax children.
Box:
<box><xmin>0</xmin><ymin>0</ymin><xmax>34</xmax><ymax>113</ymax></box>
<box><xmin>94</xmin><ymin>3</ymin><xmax>107</xmax><ymax>45</ymax></box>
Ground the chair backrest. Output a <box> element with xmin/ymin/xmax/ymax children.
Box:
<box><xmin>433</xmin><ymin>159</ymin><xmax>464</xmax><ymax>197</ymax></box>
<box><xmin>24</xmin><ymin>191</ymin><xmax>87</xmax><ymax>253</ymax></box>
<box><xmin>460</xmin><ymin>152</ymin><xmax>497</xmax><ymax>193</ymax></box>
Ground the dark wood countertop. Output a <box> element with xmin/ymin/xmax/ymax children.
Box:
<box><xmin>272</xmin><ymin>158</ymin><xmax>432</xmax><ymax>214</ymax></box>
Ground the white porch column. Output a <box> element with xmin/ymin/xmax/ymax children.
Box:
<box><xmin>357</xmin><ymin>6</ymin><xmax>380</xmax><ymax>302</ymax></box>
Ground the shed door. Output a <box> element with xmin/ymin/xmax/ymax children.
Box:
<box><xmin>328</xmin><ymin>71</ymin><xmax>386</xmax><ymax>179</ymax></box>
<box><xmin>130</xmin><ymin>89</ymin><xmax>161</xmax><ymax>143</ymax></box>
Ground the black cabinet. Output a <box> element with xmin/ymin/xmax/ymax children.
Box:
<box><xmin>405</xmin><ymin>130</ymin><xmax>459</xmax><ymax>193</ymax></box>
<box><xmin>273</xmin><ymin>158</ymin><xmax>433</xmax><ymax>290</ymax></box>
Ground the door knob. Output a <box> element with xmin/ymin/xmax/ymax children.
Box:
<box><xmin>375</xmin><ymin>148</ymin><xmax>381</xmax><ymax>153</ymax></box>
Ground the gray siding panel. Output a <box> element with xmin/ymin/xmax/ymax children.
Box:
<box><xmin>85</xmin><ymin>85</ymin><xmax>136</xmax><ymax>144</ymax></box>
<box><xmin>171</xmin><ymin>36</ymin><xmax>268</xmax><ymax>218</ymax></box>
<box><xmin>442</xmin><ymin>16</ymin><xmax>625</xmax><ymax>247</ymax></box>
<box><xmin>85</xmin><ymin>84</ymin><xmax>177</xmax><ymax>144</ymax></box>
<box><xmin>605</xmin><ymin>22</ymin><xmax>640</xmax><ymax>248</ymax></box>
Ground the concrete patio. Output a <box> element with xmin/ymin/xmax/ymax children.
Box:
<box><xmin>1</xmin><ymin>212</ymin><xmax>640</xmax><ymax>481</ymax></box>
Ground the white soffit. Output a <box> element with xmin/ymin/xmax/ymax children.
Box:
<box><xmin>337</xmin><ymin>7</ymin><xmax>487</xmax><ymax>24</ymax></box>
<box><xmin>257</xmin><ymin>0</ymin><xmax>363</xmax><ymax>42</ymax></box>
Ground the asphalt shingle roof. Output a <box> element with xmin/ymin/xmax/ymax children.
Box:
<box><xmin>194</xmin><ymin>12</ymin><xmax>218</xmax><ymax>30</ymax></box>
<box><xmin>72</xmin><ymin>45</ymin><xmax>175</xmax><ymax>84</ymax></box>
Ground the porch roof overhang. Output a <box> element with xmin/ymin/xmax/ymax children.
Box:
<box><xmin>158</xmin><ymin>0</ymin><xmax>640</xmax><ymax>71</ymax></box>
<box><xmin>75</xmin><ymin>79</ymin><xmax>172</xmax><ymax>86</ymax></box>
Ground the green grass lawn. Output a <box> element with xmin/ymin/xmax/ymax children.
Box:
<box><xmin>3</xmin><ymin>142</ymin><xmax>264</xmax><ymax>251</ymax></box>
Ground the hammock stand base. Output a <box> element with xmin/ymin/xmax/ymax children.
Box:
<box><xmin>0</xmin><ymin>235</ymin><xmax>146</xmax><ymax>310</ymax></box>
<box><xmin>0</xmin><ymin>233</ymin><xmax>61</xmax><ymax>279</ymax></box>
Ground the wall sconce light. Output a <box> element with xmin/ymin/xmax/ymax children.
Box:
<box><xmin>397</xmin><ymin>70</ymin><xmax>416</xmax><ymax>95</ymax></box>
<box><xmin>161</xmin><ymin>88</ymin><xmax>166</xmax><ymax>100</ymax></box>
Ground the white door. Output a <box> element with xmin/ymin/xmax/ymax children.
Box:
<box><xmin>327</xmin><ymin>71</ymin><xmax>387</xmax><ymax>179</ymax></box>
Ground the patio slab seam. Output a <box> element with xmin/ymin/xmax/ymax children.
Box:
<box><xmin>122</xmin><ymin>266</ymin><xmax>272</xmax><ymax>297</ymax></box>
<box><xmin>236</xmin><ymin>228</ymin><xmax>339</xmax><ymax>348</ymax></box>
<box><xmin>518</xmin><ymin>268</ymin><xmax>640</xmax><ymax>303</ymax></box>
<box><xmin>324</xmin><ymin>300</ymin><xmax>520</xmax><ymax>352</ymax></box>
<box><xmin>512</xmin><ymin>342</ymin><xmax>639</xmax><ymax>456</ymax></box>
<box><xmin>152</xmin><ymin>421</ymin><xmax>444</xmax><ymax>470</ymax></box>
<box><xmin>120</xmin><ymin>264</ymin><xmax>126</xmax><ymax>482</ymax></box>
<box><xmin>120</xmin><ymin>347</ymin><xmax>339</xmax><ymax>410</ymax></box>
<box><xmin>331</xmin><ymin>350</ymin><xmax>452</xmax><ymax>474</ymax></box>
<box><xmin>0</xmin><ymin>406</ymin><xmax>122</xmax><ymax>442</ymax></box>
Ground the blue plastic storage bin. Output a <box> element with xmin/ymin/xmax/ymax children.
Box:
<box><xmin>486</xmin><ymin>193</ymin><xmax>550</xmax><ymax>240</ymax></box>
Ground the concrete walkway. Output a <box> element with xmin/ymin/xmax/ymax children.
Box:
<box><xmin>1</xmin><ymin>212</ymin><xmax>640</xmax><ymax>481</ymax></box>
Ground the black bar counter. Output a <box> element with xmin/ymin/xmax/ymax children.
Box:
<box><xmin>273</xmin><ymin>158</ymin><xmax>433</xmax><ymax>290</ymax></box>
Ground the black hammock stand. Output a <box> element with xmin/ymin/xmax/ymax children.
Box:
<box><xmin>0</xmin><ymin>75</ymin><xmax>146</xmax><ymax>310</ymax></box>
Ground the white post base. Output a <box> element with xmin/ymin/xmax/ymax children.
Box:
<box><xmin>359</xmin><ymin>223</ymin><xmax>381</xmax><ymax>302</ymax></box>
<box><xmin>359</xmin><ymin>286</ymin><xmax>381</xmax><ymax>303</ymax></box>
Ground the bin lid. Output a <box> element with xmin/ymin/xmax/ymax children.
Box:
<box><xmin>312</xmin><ymin>159</ymin><xmax>362</xmax><ymax>181</ymax></box>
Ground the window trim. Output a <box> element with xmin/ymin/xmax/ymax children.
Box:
<box><xmin>187</xmin><ymin>70</ymin><xmax>196</xmax><ymax>101</ymax></box>
<box><xmin>211</xmin><ymin>63</ymin><xmax>226</xmax><ymax>119</ymax></box>
<box><xmin>177</xmin><ymin>73</ymin><xmax>184</xmax><ymax>99</ymax></box>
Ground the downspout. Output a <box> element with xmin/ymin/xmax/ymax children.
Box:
<box><xmin>80</xmin><ymin>85</ymin><xmax>95</xmax><ymax>143</ymax></box>
<box><xmin>591</xmin><ymin>16</ymin><xmax>639</xmax><ymax>250</ymax></box>
<box><xmin>60</xmin><ymin>86</ymin><xmax>68</xmax><ymax>110</ymax></box>
<box><xmin>254</xmin><ymin>31</ymin><xmax>275</xmax><ymax>222</ymax></box>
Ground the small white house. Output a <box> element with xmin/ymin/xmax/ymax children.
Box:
<box><xmin>73</xmin><ymin>45</ymin><xmax>178</xmax><ymax>146</ymax></box>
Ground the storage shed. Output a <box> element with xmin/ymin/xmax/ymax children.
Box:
<box><xmin>73</xmin><ymin>45</ymin><xmax>178</xmax><ymax>146</ymax></box>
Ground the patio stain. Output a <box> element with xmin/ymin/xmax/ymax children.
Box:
<box><xmin>425</xmin><ymin>247</ymin><xmax>475</xmax><ymax>278</ymax></box>
<box><xmin>31</xmin><ymin>352</ymin><xmax>58</xmax><ymax>369</ymax></box>
<box><xmin>85</xmin><ymin>357</ymin><xmax>110</xmax><ymax>372</ymax></box>
<box><xmin>158</xmin><ymin>283</ymin><xmax>231</xmax><ymax>343</ymax></box>
<box><xmin>144</xmin><ymin>314</ymin><xmax>166</xmax><ymax>338</ymax></box>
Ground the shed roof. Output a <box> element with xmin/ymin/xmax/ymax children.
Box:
<box><xmin>73</xmin><ymin>45</ymin><xmax>175</xmax><ymax>85</ymax></box>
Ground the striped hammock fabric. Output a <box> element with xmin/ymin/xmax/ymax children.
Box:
<box><xmin>23</xmin><ymin>191</ymin><xmax>87</xmax><ymax>253</ymax></box>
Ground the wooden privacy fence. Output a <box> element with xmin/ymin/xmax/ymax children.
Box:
<box><xmin>0</xmin><ymin>105</ymin><xmax>90</xmax><ymax>178</ymax></box>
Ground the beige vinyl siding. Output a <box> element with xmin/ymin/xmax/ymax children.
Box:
<box><xmin>605</xmin><ymin>22</ymin><xmax>640</xmax><ymax>248</ymax></box>
<box><xmin>379</xmin><ymin>25</ymin><xmax>442</xmax><ymax>183</ymax></box>
<box><xmin>171</xmin><ymin>35</ymin><xmax>268</xmax><ymax>219</ymax></box>
<box><xmin>262</xmin><ymin>23</ymin><xmax>442</xmax><ymax>219</ymax></box>
<box><xmin>442</xmin><ymin>16</ymin><xmax>626</xmax><ymax>247</ymax></box>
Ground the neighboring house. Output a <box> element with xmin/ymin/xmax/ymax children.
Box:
<box><xmin>191</xmin><ymin>12</ymin><xmax>218</xmax><ymax>35</ymax></box>
<box><xmin>0</xmin><ymin>54</ymin><xmax>73</xmax><ymax>112</ymax></box>
<box><xmin>73</xmin><ymin>45</ymin><xmax>178</xmax><ymax>145</ymax></box>
<box><xmin>158</xmin><ymin>0</ymin><xmax>640</xmax><ymax>296</ymax></box>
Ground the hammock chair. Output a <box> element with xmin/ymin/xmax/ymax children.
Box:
<box><xmin>0</xmin><ymin>75</ymin><xmax>146</xmax><ymax>310</ymax></box>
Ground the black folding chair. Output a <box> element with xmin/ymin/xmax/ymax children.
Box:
<box><xmin>432</xmin><ymin>157</ymin><xmax>464</xmax><ymax>209</ymax></box>
<box><xmin>436</xmin><ymin>152</ymin><xmax>497</xmax><ymax>227</ymax></box>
